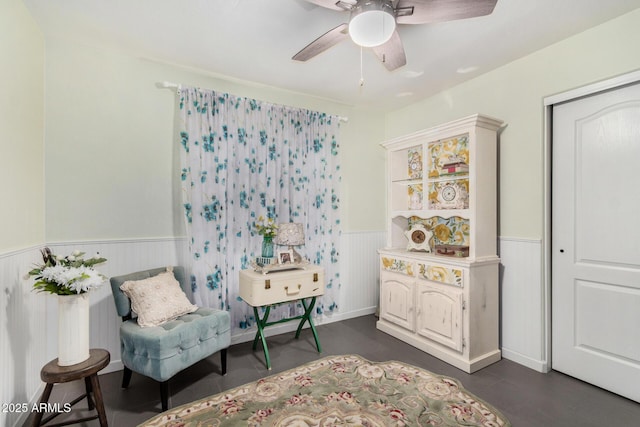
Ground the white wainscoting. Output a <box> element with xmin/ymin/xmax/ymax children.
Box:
<box><xmin>3</xmin><ymin>233</ymin><xmax>545</xmax><ymax>427</ymax></box>
<box><xmin>499</xmin><ymin>236</ymin><xmax>547</xmax><ymax>372</ymax></box>
<box><xmin>0</xmin><ymin>239</ymin><xmax>189</xmax><ymax>427</ymax></box>
<box><xmin>0</xmin><ymin>247</ymin><xmax>49</xmax><ymax>427</ymax></box>
<box><xmin>1</xmin><ymin>231</ymin><xmax>385</xmax><ymax>427</ymax></box>
<box><xmin>337</xmin><ymin>231</ymin><xmax>385</xmax><ymax>319</ymax></box>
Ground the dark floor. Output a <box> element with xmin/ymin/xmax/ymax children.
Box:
<box><xmin>24</xmin><ymin>315</ymin><xmax>640</xmax><ymax>426</ymax></box>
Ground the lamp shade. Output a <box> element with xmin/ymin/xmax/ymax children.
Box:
<box><xmin>349</xmin><ymin>0</ymin><xmax>396</xmax><ymax>48</ymax></box>
<box><xmin>275</xmin><ymin>223</ymin><xmax>305</xmax><ymax>246</ymax></box>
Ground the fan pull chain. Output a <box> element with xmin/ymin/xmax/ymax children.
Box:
<box><xmin>359</xmin><ymin>46</ymin><xmax>365</xmax><ymax>87</ymax></box>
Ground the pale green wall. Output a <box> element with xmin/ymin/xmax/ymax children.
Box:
<box><xmin>27</xmin><ymin>8</ymin><xmax>640</xmax><ymax>244</ymax></box>
<box><xmin>43</xmin><ymin>38</ymin><xmax>386</xmax><ymax>242</ymax></box>
<box><xmin>0</xmin><ymin>0</ymin><xmax>45</xmax><ymax>252</ymax></box>
<box><xmin>385</xmin><ymin>9</ymin><xmax>640</xmax><ymax>239</ymax></box>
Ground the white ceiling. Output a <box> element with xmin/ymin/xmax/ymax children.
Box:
<box><xmin>23</xmin><ymin>0</ymin><xmax>640</xmax><ymax>111</ymax></box>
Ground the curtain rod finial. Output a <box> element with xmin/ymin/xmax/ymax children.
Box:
<box><xmin>156</xmin><ymin>81</ymin><xmax>181</xmax><ymax>90</ymax></box>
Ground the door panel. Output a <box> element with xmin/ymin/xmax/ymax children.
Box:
<box><xmin>552</xmin><ymin>81</ymin><xmax>640</xmax><ymax>402</ymax></box>
<box><xmin>380</xmin><ymin>272</ymin><xmax>414</xmax><ymax>331</ymax></box>
<box><xmin>416</xmin><ymin>281</ymin><xmax>463</xmax><ymax>352</ymax></box>
<box><xmin>574</xmin><ymin>103</ymin><xmax>640</xmax><ymax>268</ymax></box>
<box><xmin>574</xmin><ymin>280</ymin><xmax>640</xmax><ymax>362</ymax></box>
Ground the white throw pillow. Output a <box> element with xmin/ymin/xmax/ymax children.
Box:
<box><xmin>120</xmin><ymin>268</ymin><xmax>197</xmax><ymax>327</ymax></box>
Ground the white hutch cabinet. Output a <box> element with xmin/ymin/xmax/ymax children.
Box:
<box><xmin>377</xmin><ymin>114</ymin><xmax>503</xmax><ymax>373</ymax></box>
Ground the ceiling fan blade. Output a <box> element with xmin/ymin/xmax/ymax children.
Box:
<box><xmin>372</xmin><ymin>29</ymin><xmax>407</xmax><ymax>71</ymax></box>
<box><xmin>300</xmin><ymin>0</ymin><xmax>355</xmax><ymax>11</ymax></box>
<box><xmin>292</xmin><ymin>23</ymin><xmax>350</xmax><ymax>62</ymax></box>
<box><xmin>395</xmin><ymin>0</ymin><xmax>498</xmax><ymax>24</ymax></box>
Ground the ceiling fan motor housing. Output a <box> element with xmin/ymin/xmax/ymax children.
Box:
<box><xmin>293</xmin><ymin>0</ymin><xmax>498</xmax><ymax>72</ymax></box>
<box><xmin>349</xmin><ymin>0</ymin><xmax>396</xmax><ymax>47</ymax></box>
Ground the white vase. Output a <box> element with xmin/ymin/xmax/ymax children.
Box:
<box><xmin>57</xmin><ymin>293</ymin><xmax>90</xmax><ymax>366</ymax></box>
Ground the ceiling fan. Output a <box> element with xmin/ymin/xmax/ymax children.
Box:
<box><xmin>293</xmin><ymin>0</ymin><xmax>498</xmax><ymax>71</ymax></box>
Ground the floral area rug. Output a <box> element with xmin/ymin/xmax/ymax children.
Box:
<box><xmin>140</xmin><ymin>354</ymin><xmax>511</xmax><ymax>426</ymax></box>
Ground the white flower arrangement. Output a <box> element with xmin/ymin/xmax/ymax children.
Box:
<box><xmin>255</xmin><ymin>216</ymin><xmax>278</xmax><ymax>238</ymax></box>
<box><xmin>28</xmin><ymin>247</ymin><xmax>108</xmax><ymax>295</ymax></box>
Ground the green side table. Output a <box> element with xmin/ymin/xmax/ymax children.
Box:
<box><xmin>239</xmin><ymin>265</ymin><xmax>325</xmax><ymax>370</ymax></box>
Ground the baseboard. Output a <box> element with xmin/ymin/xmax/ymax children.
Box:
<box><xmin>12</xmin><ymin>383</ymin><xmax>45</xmax><ymax>427</ymax></box>
<box><xmin>501</xmin><ymin>347</ymin><xmax>549</xmax><ymax>373</ymax></box>
<box><xmin>376</xmin><ymin>320</ymin><xmax>501</xmax><ymax>374</ymax></box>
<box><xmin>230</xmin><ymin>307</ymin><xmax>377</xmax><ymax>345</ymax></box>
<box><xmin>317</xmin><ymin>306</ymin><xmax>377</xmax><ymax>323</ymax></box>
<box><xmin>103</xmin><ymin>360</ymin><xmax>124</xmax><ymax>375</ymax></box>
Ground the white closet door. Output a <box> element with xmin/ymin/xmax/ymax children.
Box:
<box><xmin>552</xmin><ymin>81</ymin><xmax>640</xmax><ymax>402</ymax></box>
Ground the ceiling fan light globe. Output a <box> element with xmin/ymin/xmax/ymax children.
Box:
<box><xmin>349</xmin><ymin>1</ymin><xmax>396</xmax><ymax>48</ymax></box>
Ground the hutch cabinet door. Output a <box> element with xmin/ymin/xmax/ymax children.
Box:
<box><xmin>380</xmin><ymin>272</ymin><xmax>415</xmax><ymax>332</ymax></box>
<box><xmin>415</xmin><ymin>281</ymin><xmax>463</xmax><ymax>352</ymax></box>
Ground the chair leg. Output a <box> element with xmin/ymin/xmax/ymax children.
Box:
<box><xmin>31</xmin><ymin>383</ymin><xmax>53</xmax><ymax>427</ymax></box>
<box><xmin>160</xmin><ymin>380</ymin><xmax>169</xmax><ymax>412</ymax></box>
<box><xmin>89</xmin><ymin>373</ymin><xmax>109</xmax><ymax>427</ymax></box>
<box><xmin>84</xmin><ymin>376</ymin><xmax>95</xmax><ymax>410</ymax></box>
<box><xmin>221</xmin><ymin>348</ymin><xmax>228</xmax><ymax>375</ymax></box>
<box><xmin>122</xmin><ymin>367</ymin><xmax>133</xmax><ymax>389</ymax></box>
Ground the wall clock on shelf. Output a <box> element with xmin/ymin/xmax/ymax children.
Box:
<box><xmin>430</xmin><ymin>180</ymin><xmax>469</xmax><ymax>209</ymax></box>
<box><xmin>442</xmin><ymin>185</ymin><xmax>457</xmax><ymax>202</ymax></box>
<box><xmin>405</xmin><ymin>223</ymin><xmax>432</xmax><ymax>252</ymax></box>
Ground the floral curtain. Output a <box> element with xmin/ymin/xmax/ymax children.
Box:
<box><xmin>177</xmin><ymin>87</ymin><xmax>341</xmax><ymax>335</ymax></box>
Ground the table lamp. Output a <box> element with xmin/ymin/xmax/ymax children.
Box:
<box><xmin>275</xmin><ymin>223</ymin><xmax>305</xmax><ymax>263</ymax></box>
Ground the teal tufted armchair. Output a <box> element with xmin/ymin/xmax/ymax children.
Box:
<box><xmin>110</xmin><ymin>267</ymin><xmax>230</xmax><ymax>411</ymax></box>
